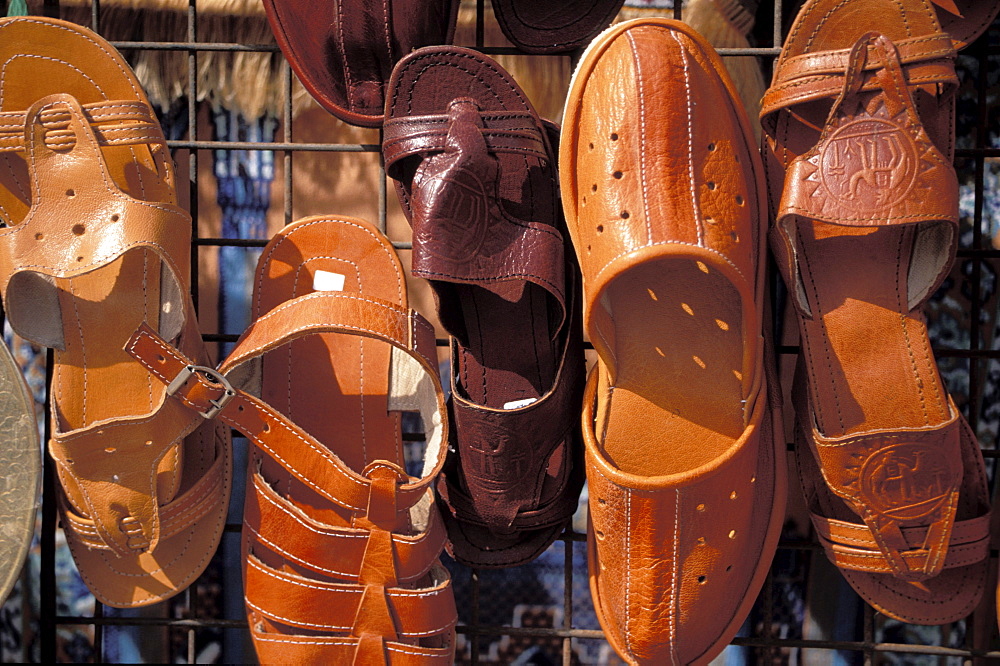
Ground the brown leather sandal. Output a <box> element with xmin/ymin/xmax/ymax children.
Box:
<box><xmin>491</xmin><ymin>0</ymin><xmax>627</xmax><ymax>53</ymax></box>
<box><xmin>128</xmin><ymin>216</ymin><xmax>456</xmax><ymax>663</ymax></box>
<box><xmin>0</xmin><ymin>17</ymin><xmax>230</xmax><ymax>608</ymax></box>
<box><xmin>262</xmin><ymin>0</ymin><xmax>461</xmax><ymax>126</ymax></box>
<box><xmin>760</xmin><ymin>0</ymin><xmax>992</xmax><ymax>624</ymax></box>
<box><xmin>561</xmin><ymin>18</ymin><xmax>785</xmax><ymax>663</ymax></box>
<box><xmin>383</xmin><ymin>45</ymin><xmax>586</xmax><ymax>568</ymax></box>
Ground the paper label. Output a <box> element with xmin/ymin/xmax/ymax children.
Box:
<box><xmin>313</xmin><ymin>270</ymin><xmax>346</xmax><ymax>292</ymax></box>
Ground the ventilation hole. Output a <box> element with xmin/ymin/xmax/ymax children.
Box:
<box><xmin>655</xmin><ymin>346</ymin><xmax>665</xmax><ymax>357</ymax></box>
<box><xmin>728</xmin><ymin>530</ymin><xmax>737</xmax><ymax>539</ymax></box>
<box><xmin>263</xmin><ymin>422</ymin><xmax>271</xmax><ymax>433</ymax></box>
<box><xmin>647</xmin><ymin>288</ymin><xmax>657</xmax><ymax>301</ymax></box>
<box><xmin>156</xmin><ymin>355</ymin><xmax>166</xmax><ymax>363</ymax></box>
<box><xmin>707</xmin><ymin>181</ymin><xmax>717</xmax><ymax>190</ymax></box>
<box><xmin>696</xmin><ymin>503</ymin><xmax>706</xmax><ymax>512</ymax></box>
<box><xmin>65</xmin><ymin>189</ymin><xmax>75</xmax><ymax>197</ymax></box>
<box><xmin>34</xmin><ymin>233</ymin><xmax>43</xmax><ymax>240</ymax></box>
<box><xmin>610</xmin><ymin>133</ymin><xmax>619</xmax><ymax>141</ymax></box>
<box><xmin>596</xmin><ymin>224</ymin><xmax>604</xmax><ymax>233</ymax></box>
<box><xmin>238</xmin><ymin>405</ymin><xmax>245</xmax><ymax>413</ymax></box>
<box><xmin>66</xmin><ymin>459</ymin><xmax>74</xmax><ymax>465</ymax></box>
<box><xmin>750</xmin><ymin>475</ymin><xmax>756</xmax><ymax>483</ymax></box>
<box><xmin>597</xmin><ymin>498</ymin><xmax>606</xmax><ymax>505</ymax></box>
<box><xmin>76</xmin><ymin>256</ymin><xmax>84</xmax><ymax>262</ymax></box>
<box><xmin>589</xmin><ymin>142</ymin><xmax>594</xmax><ymax>150</ymax></box>
<box><xmin>72</xmin><ymin>223</ymin><xmax>85</xmax><ymax>235</ymax></box>
<box><xmin>144</xmin><ymin>440</ymin><xmax>153</xmax><ymax>447</ymax></box>
<box><xmin>613</xmin><ymin>171</ymin><xmax>623</xmax><ymax>179</ymax></box>
<box><xmin>733</xmin><ymin>370</ymin><xmax>743</xmax><ymax>381</ymax></box>
<box><xmin>697</xmin><ymin>575</ymin><xmax>707</xmax><ymax>584</ymax></box>
<box><xmin>716</xmin><ymin>319</ymin><xmax>729</xmax><ymax>331</ymax></box>
<box><xmin>726</xmin><ymin>565</ymin><xmax>732</xmax><ymax>572</ymax></box>
<box><xmin>735</xmin><ymin>194</ymin><xmax>744</xmax><ymax>205</ymax></box>
<box><xmin>595</xmin><ymin>530</ymin><xmax>606</xmax><ymax>540</ymax></box>
<box><xmin>730</xmin><ymin>491</ymin><xmax>738</xmax><ymax>500</ymax></box>
<box><xmin>681</xmin><ymin>303</ymin><xmax>694</xmax><ymax>315</ymax></box>
<box><xmin>591</xmin><ymin>184</ymin><xmax>598</xmax><ymax>192</ymax></box>
<box><xmin>110</xmin><ymin>214</ymin><xmax>120</xmax><ymax>222</ymax></box>
<box><xmin>695</xmin><ymin>261</ymin><xmax>709</xmax><ymax>274</ymax></box>
<box><xmin>731</xmin><ymin>231</ymin><xmax>739</xmax><ymax>242</ymax></box>
<box><xmin>707</xmin><ymin>142</ymin><xmax>716</xmax><ymax>151</ymax></box>
<box><xmin>620</xmin><ymin>210</ymin><xmax>629</xmax><ymax>219</ymax></box>
<box><xmin>104</xmin><ymin>447</ymin><xmax>116</xmax><ymax>454</ymax></box>
<box><xmin>582</xmin><ymin>196</ymin><xmax>587</xmax><ymax>205</ymax></box>
<box><xmin>693</xmin><ymin>355</ymin><xmax>706</xmax><ymax>369</ymax></box>
<box><xmin>586</xmin><ymin>245</ymin><xmax>592</xmax><ymax>253</ymax></box>
<box><xmin>705</xmin><ymin>216</ymin><xmax>717</xmax><ymax>225</ymax></box>
<box><xmin>697</xmin><ymin>536</ymin><xmax>706</xmax><ymax>546</ymax></box>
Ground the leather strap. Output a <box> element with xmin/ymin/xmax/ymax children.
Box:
<box><xmin>244</xmin><ymin>470</ymin><xmax>446</xmax><ymax>584</ymax></box>
<box><xmin>126</xmin><ymin>291</ymin><xmax>447</xmax><ymax>516</ymax></box>
<box><xmin>57</xmin><ymin>433</ymin><xmax>226</xmax><ymax>551</ymax></box>
<box><xmin>761</xmin><ymin>32</ymin><xmax>957</xmax><ymax>123</ymax></box>
<box><xmin>244</xmin><ymin>556</ymin><xmax>456</xmax><ymax>638</ymax></box>
<box><xmin>811</xmin><ymin>512</ymin><xmax>990</xmax><ymax>575</ymax></box>
<box><xmin>248</xmin><ymin>626</ymin><xmax>453</xmax><ymax>665</ymax></box>
<box><xmin>383</xmin><ymin>106</ymin><xmax>549</xmax><ymax>176</ymax></box>
<box><xmin>0</xmin><ymin>99</ymin><xmax>162</xmax><ymax>153</ymax></box>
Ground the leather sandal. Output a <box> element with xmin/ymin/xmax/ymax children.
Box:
<box><xmin>383</xmin><ymin>45</ymin><xmax>586</xmax><ymax>568</ymax></box>
<box><xmin>127</xmin><ymin>216</ymin><xmax>456</xmax><ymax>663</ymax></box>
<box><xmin>0</xmin><ymin>338</ymin><xmax>39</xmax><ymax>606</ymax></box>
<box><xmin>0</xmin><ymin>17</ymin><xmax>231</xmax><ymax>608</ymax></box>
<box><xmin>560</xmin><ymin>18</ymin><xmax>785</xmax><ymax>663</ymax></box>
<box><xmin>262</xmin><ymin>0</ymin><xmax>460</xmax><ymax>127</ymax></box>
<box><xmin>491</xmin><ymin>0</ymin><xmax>627</xmax><ymax>53</ymax></box>
<box><xmin>760</xmin><ymin>0</ymin><xmax>992</xmax><ymax>625</ymax></box>
<box><xmin>932</xmin><ymin>0</ymin><xmax>1000</xmax><ymax>49</ymax></box>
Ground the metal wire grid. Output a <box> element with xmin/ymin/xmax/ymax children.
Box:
<box><xmin>0</xmin><ymin>0</ymin><xmax>995</xmax><ymax>662</ymax></box>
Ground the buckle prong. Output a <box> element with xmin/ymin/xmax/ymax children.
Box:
<box><xmin>166</xmin><ymin>364</ymin><xmax>236</xmax><ymax>419</ymax></box>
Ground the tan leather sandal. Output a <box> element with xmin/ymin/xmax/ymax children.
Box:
<box><xmin>128</xmin><ymin>216</ymin><xmax>456</xmax><ymax>664</ymax></box>
<box><xmin>0</xmin><ymin>17</ymin><xmax>231</xmax><ymax>608</ymax></box>
<box><xmin>760</xmin><ymin>0</ymin><xmax>992</xmax><ymax>624</ymax></box>
<box><xmin>561</xmin><ymin>18</ymin><xmax>785</xmax><ymax>664</ymax></box>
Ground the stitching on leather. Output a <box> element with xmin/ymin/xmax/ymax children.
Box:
<box><xmin>624</xmin><ymin>488</ymin><xmax>635</xmax><ymax>662</ymax></box>
<box><xmin>248</xmin><ymin>523</ymin><xmax>360</xmax><ymax>580</ymax></box>
<box><xmin>669</xmin><ymin>489</ymin><xmax>680</xmax><ymax>666</ymax></box>
<box><xmin>671</xmin><ymin>30</ymin><xmax>702</xmax><ymax>247</ymax></box>
<box><xmin>250</xmin><ymin>633</ymin><xmax>451</xmax><ymax>656</ymax></box>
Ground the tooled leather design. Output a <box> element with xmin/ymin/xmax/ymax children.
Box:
<box><xmin>779</xmin><ymin>36</ymin><xmax>958</xmax><ymax>228</ymax></box>
<box><xmin>809</xmin><ymin>413</ymin><xmax>962</xmax><ymax>581</ymax></box>
<box><xmin>407</xmin><ymin>98</ymin><xmax>567</xmax><ymax>305</ymax></box>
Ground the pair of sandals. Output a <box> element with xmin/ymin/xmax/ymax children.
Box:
<box><xmin>558</xmin><ymin>0</ymin><xmax>996</xmax><ymax>662</ymax></box>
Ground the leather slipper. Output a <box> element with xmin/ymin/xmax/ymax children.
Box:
<box><xmin>383</xmin><ymin>46</ymin><xmax>586</xmax><ymax>568</ymax></box>
<box><xmin>0</xmin><ymin>339</ymin><xmax>39</xmax><ymax>606</ymax></box>
<box><xmin>491</xmin><ymin>0</ymin><xmax>627</xmax><ymax>53</ymax></box>
<box><xmin>0</xmin><ymin>16</ymin><xmax>231</xmax><ymax>608</ymax></box>
<box><xmin>128</xmin><ymin>216</ymin><xmax>456</xmax><ymax>663</ymax></box>
<box><xmin>560</xmin><ymin>18</ymin><xmax>785</xmax><ymax>663</ymax></box>
<box><xmin>760</xmin><ymin>0</ymin><xmax>992</xmax><ymax>625</ymax></box>
<box><xmin>262</xmin><ymin>0</ymin><xmax>460</xmax><ymax>127</ymax></box>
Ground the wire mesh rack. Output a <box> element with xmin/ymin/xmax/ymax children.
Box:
<box><xmin>1</xmin><ymin>0</ymin><xmax>998</xmax><ymax>663</ymax></box>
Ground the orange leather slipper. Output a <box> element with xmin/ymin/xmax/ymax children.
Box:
<box><xmin>760</xmin><ymin>0</ymin><xmax>992</xmax><ymax>624</ymax></box>
<box><xmin>127</xmin><ymin>216</ymin><xmax>456</xmax><ymax>663</ymax></box>
<box><xmin>560</xmin><ymin>18</ymin><xmax>785</xmax><ymax>663</ymax></box>
<box><xmin>0</xmin><ymin>17</ymin><xmax>230</xmax><ymax>608</ymax></box>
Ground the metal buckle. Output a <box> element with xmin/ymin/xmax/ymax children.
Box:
<box><xmin>166</xmin><ymin>364</ymin><xmax>236</xmax><ymax>419</ymax></box>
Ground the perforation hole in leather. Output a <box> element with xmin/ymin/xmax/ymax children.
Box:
<box><xmin>681</xmin><ymin>303</ymin><xmax>694</xmax><ymax>315</ymax></box>
<box><xmin>156</xmin><ymin>355</ymin><xmax>166</xmax><ymax>363</ymax></box>
<box><xmin>597</xmin><ymin>225</ymin><xmax>604</xmax><ymax>233</ymax></box>
<box><xmin>716</xmin><ymin>319</ymin><xmax>729</xmax><ymax>331</ymax></box>
<box><xmin>597</xmin><ymin>497</ymin><xmax>606</xmax><ymax>505</ymax></box>
<box><xmin>693</xmin><ymin>355</ymin><xmax>706</xmax><ymax>369</ymax></box>
<box><xmin>595</xmin><ymin>529</ymin><xmax>606</xmax><ymax>540</ymax></box>
<box><xmin>708</xmin><ymin>142</ymin><xmax>716</xmax><ymax>151</ymax></box>
<box><xmin>705</xmin><ymin>216</ymin><xmax>716</xmax><ymax>225</ymax></box>
<box><xmin>730</xmin><ymin>231</ymin><xmax>739</xmax><ymax>243</ymax></box>
<box><xmin>707</xmin><ymin>181</ymin><xmax>717</xmax><ymax>190</ymax></box>
<box><xmin>65</xmin><ymin>189</ymin><xmax>75</xmax><ymax>198</ymax></box>
<box><xmin>620</xmin><ymin>210</ymin><xmax>629</xmax><ymax>219</ymax></box>
<box><xmin>648</xmin><ymin>288</ymin><xmax>657</xmax><ymax>301</ymax></box>
<box><xmin>735</xmin><ymin>194</ymin><xmax>744</xmax><ymax>206</ymax></box>
<box><xmin>696</xmin><ymin>503</ymin><xmax>706</xmax><ymax>512</ymax></box>
<box><xmin>588</xmin><ymin>142</ymin><xmax>594</xmax><ymax>150</ymax></box>
<box><xmin>697</xmin><ymin>575</ymin><xmax>707</xmax><ymax>584</ymax></box>
<box><xmin>72</xmin><ymin>224</ymin><xmax>85</xmax><ymax>236</ymax></box>
<box><xmin>610</xmin><ymin>133</ymin><xmax>618</xmax><ymax>141</ymax></box>
<box><xmin>262</xmin><ymin>422</ymin><xmax>271</xmax><ymax>433</ymax></box>
<box><xmin>76</xmin><ymin>256</ymin><xmax>84</xmax><ymax>262</ymax></box>
<box><xmin>104</xmin><ymin>447</ymin><xmax>116</xmax><ymax>454</ymax></box>
<box><xmin>144</xmin><ymin>440</ymin><xmax>152</xmax><ymax>446</ymax></box>
<box><xmin>612</xmin><ymin>171</ymin><xmax>622</xmax><ymax>179</ymax></box>
<box><xmin>725</xmin><ymin>565</ymin><xmax>732</xmax><ymax>572</ymax></box>
<box><xmin>697</xmin><ymin>537</ymin><xmax>705</xmax><ymax>546</ymax></box>
<box><xmin>591</xmin><ymin>184</ymin><xmax>598</xmax><ymax>192</ymax></box>
<box><xmin>112</xmin><ymin>474</ymin><xmax>120</xmax><ymax>482</ymax></box>
<box><xmin>728</xmin><ymin>530</ymin><xmax>737</xmax><ymax>539</ymax></box>
<box><xmin>730</xmin><ymin>491</ymin><xmax>737</xmax><ymax>500</ymax></box>
<box><xmin>110</xmin><ymin>214</ymin><xmax>120</xmax><ymax>222</ymax></box>
<box><xmin>34</xmin><ymin>233</ymin><xmax>43</xmax><ymax>240</ymax></box>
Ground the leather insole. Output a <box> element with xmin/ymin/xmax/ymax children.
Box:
<box><xmin>795</xmin><ymin>221</ymin><xmax>950</xmax><ymax>437</ymax></box>
<box><xmin>598</xmin><ymin>258</ymin><xmax>746</xmax><ymax>476</ymax></box>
